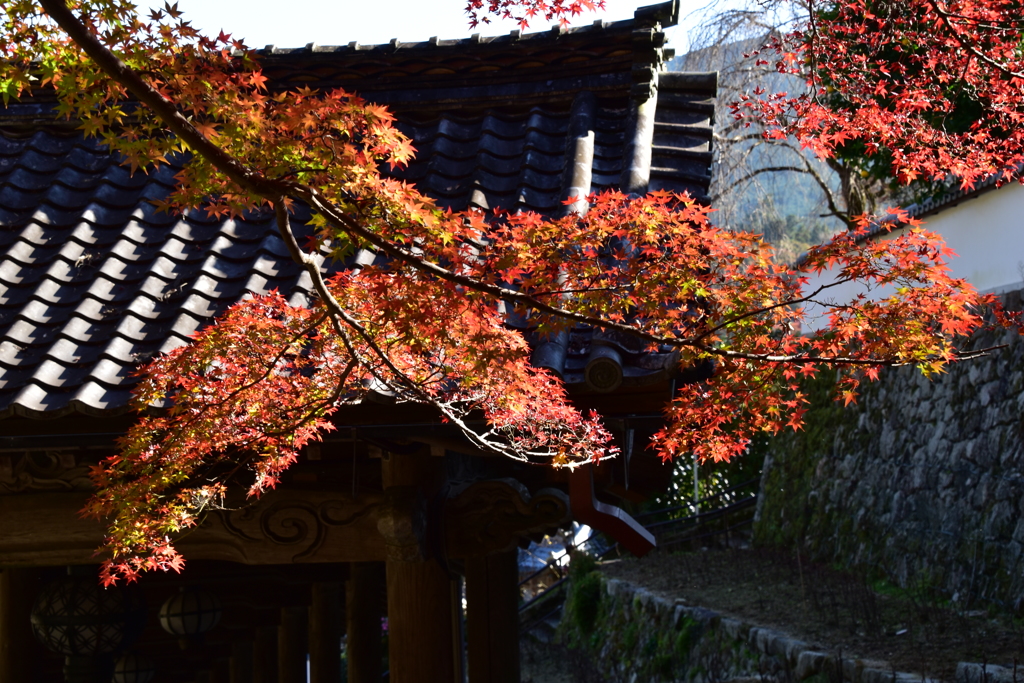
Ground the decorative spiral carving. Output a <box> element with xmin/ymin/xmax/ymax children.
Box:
<box><xmin>260</xmin><ymin>501</ymin><xmax>321</xmax><ymax>548</ymax></box>
<box><xmin>214</xmin><ymin>492</ymin><xmax>385</xmax><ymax>562</ymax></box>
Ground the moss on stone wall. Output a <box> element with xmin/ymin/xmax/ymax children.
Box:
<box><xmin>754</xmin><ymin>370</ymin><xmax>851</xmax><ymax>550</ymax></box>
<box><xmin>751</xmin><ymin>325</ymin><xmax>1024</xmax><ymax>612</ymax></box>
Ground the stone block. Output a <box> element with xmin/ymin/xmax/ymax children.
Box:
<box><xmin>780</xmin><ymin>638</ymin><xmax>809</xmax><ymax>667</ymax></box>
<box><xmin>862</xmin><ymin>664</ymin><xmax>897</xmax><ymax>683</ymax></box>
<box><xmin>795</xmin><ymin>651</ymin><xmax>830</xmax><ymax>680</ymax></box>
<box><xmin>895</xmin><ymin>673</ymin><xmax>924</xmax><ymax>683</ymax></box>
<box><xmin>652</xmin><ymin>594</ymin><xmax>672</xmax><ymax>617</ymax></box>
<box><xmin>691</xmin><ymin>606</ymin><xmax>719</xmax><ymax>624</ymax></box>
<box><xmin>841</xmin><ymin>657</ymin><xmax>867</xmax><ymax>683</ymax></box>
<box><xmin>749</xmin><ymin>627</ymin><xmax>773</xmax><ymax>654</ymax></box>
<box><xmin>957</xmin><ymin>662</ymin><xmax>1020</xmax><ymax>683</ymax></box>
<box><xmin>720</xmin><ymin>617</ymin><xmax>743</xmax><ymax>640</ymax></box>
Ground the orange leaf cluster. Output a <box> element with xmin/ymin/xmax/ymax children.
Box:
<box><xmin>3</xmin><ymin>0</ymin><xmax>1018</xmax><ymax>583</ymax></box>
<box><xmin>740</xmin><ymin>0</ymin><xmax>1024</xmax><ymax>189</ymax></box>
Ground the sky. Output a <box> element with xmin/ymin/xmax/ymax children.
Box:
<box><xmin>165</xmin><ymin>0</ymin><xmax>718</xmax><ymax>54</ymax></box>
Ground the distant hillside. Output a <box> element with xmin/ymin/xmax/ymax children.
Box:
<box><xmin>667</xmin><ymin>38</ymin><xmax>845</xmax><ymax>263</ymax></box>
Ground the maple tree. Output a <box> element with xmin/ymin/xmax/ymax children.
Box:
<box><xmin>0</xmin><ymin>0</ymin><xmax>1018</xmax><ymax>583</ymax></box>
<box><xmin>745</xmin><ymin>0</ymin><xmax>1024</xmax><ymax>189</ymax></box>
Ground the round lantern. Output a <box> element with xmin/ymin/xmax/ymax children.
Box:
<box><xmin>30</xmin><ymin>575</ymin><xmax>145</xmax><ymax>657</ymax></box>
<box><xmin>112</xmin><ymin>651</ymin><xmax>156</xmax><ymax>683</ymax></box>
<box><xmin>158</xmin><ymin>587</ymin><xmax>222</xmax><ymax>638</ymax></box>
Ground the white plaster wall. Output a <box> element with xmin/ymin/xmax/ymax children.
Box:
<box><xmin>799</xmin><ymin>182</ymin><xmax>1024</xmax><ymax>331</ymax></box>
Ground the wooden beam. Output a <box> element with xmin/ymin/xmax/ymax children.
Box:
<box><xmin>0</xmin><ymin>490</ymin><xmax>387</xmax><ymax>567</ymax></box>
<box><xmin>444</xmin><ymin>480</ymin><xmax>570</xmax><ymax>557</ymax></box>
<box><xmin>2</xmin><ymin>475</ymin><xmax>573</xmax><ymax>566</ymax></box>
<box><xmin>465</xmin><ymin>551</ymin><xmax>520</xmax><ymax>683</ymax></box>
<box><xmin>345</xmin><ymin>563</ymin><xmax>383</xmax><ymax>683</ymax></box>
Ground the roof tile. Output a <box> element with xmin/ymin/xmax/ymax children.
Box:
<box><xmin>0</xmin><ymin>3</ymin><xmax>716</xmax><ymax>417</ymax></box>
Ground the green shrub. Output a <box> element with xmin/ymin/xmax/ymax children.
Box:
<box><xmin>567</xmin><ymin>559</ymin><xmax>604</xmax><ymax>636</ymax></box>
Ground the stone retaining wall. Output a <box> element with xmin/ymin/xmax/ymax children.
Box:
<box><xmin>559</xmin><ymin>574</ymin><xmax>954</xmax><ymax>683</ymax></box>
<box><xmin>754</xmin><ymin>320</ymin><xmax>1024</xmax><ymax>613</ymax></box>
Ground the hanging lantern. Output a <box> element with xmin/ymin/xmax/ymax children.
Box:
<box><xmin>158</xmin><ymin>587</ymin><xmax>222</xmax><ymax>639</ymax></box>
<box><xmin>112</xmin><ymin>652</ymin><xmax>156</xmax><ymax>683</ymax></box>
<box><xmin>30</xmin><ymin>575</ymin><xmax>146</xmax><ymax>657</ymax></box>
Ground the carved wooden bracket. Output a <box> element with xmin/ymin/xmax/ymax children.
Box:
<box><xmin>443</xmin><ymin>478</ymin><xmax>571</xmax><ymax>558</ymax></box>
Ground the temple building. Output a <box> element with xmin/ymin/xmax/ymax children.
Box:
<box><xmin>0</xmin><ymin>2</ymin><xmax>715</xmax><ymax>680</ymax></box>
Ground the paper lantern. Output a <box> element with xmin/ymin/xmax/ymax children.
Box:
<box><xmin>158</xmin><ymin>587</ymin><xmax>222</xmax><ymax>638</ymax></box>
<box><xmin>30</xmin><ymin>576</ymin><xmax>145</xmax><ymax>657</ymax></box>
<box><xmin>112</xmin><ymin>651</ymin><xmax>156</xmax><ymax>683</ymax></box>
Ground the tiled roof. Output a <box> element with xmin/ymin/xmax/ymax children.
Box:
<box><xmin>0</xmin><ymin>1</ymin><xmax>716</xmax><ymax>418</ymax></box>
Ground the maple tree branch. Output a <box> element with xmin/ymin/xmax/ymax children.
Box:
<box><xmin>719</xmin><ymin>165</ymin><xmax>822</xmax><ymax>195</ymax></box>
<box><xmin>214</xmin><ymin>312</ymin><xmax>328</xmax><ymax>404</ymax></box>
<box><xmin>37</xmin><ymin>0</ymin><xmax>281</xmax><ymax>198</ymax></box>
<box><xmin>271</xmin><ymin>199</ymin><xmax>545</xmax><ymax>462</ymax></box>
<box><xmin>689</xmin><ymin>277</ymin><xmax>855</xmax><ymax>344</ymax></box>
<box><xmin>45</xmin><ymin>0</ymin><xmax>1009</xmax><ymax>406</ymax></box>
<box><xmin>713</xmin><ymin>131</ymin><xmax>768</xmax><ymax>144</ymax></box>
<box><xmin>927</xmin><ymin>0</ymin><xmax>1024</xmax><ymax>80</ymax></box>
<box><xmin>296</xmin><ymin>186</ymin><xmax>684</xmax><ymax>345</ymax></box>
<box><xmin>271</xmin><ymin>200</ymin><xmax>410</xmax><ymax>392</ymax></box>
<box><xmin>41</xmin><ymin>0</ymin><xmax>692</xmax><ymax>352</ymax></box>
<box><xmin>259</xmin><ymin>359</ymin><xmax>358</xmax><ymax>438</ymax></box>
<box><xmin>697</xmin><ymin>343</ymin><xmax>1007</xmax><ymax>367</ymax></box>
<box><xmin>791</xmin><ymin>150</ymin><xmax>850</xmax><ymax>226</ymax></box>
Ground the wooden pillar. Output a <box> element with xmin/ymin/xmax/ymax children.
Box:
<box><xmin>209</xmin><ymin>659</ymin><xmax>231</xmax><ymax>683</ymax></box>
<box><xmin>386</xmin><ymin>561</ymin><xmax>456</xmax><ymax>683</ymax></box>
<box><xmin>383</xmin><ymin>452</ymin><xmax>457</xmax><ymax>683</ymax></box>
<box><xmin>0</xmin><ymin>568</ymin><xmax>38</xmax><ymax>683</ymax></box>
<box><xmin>253</xmin><ymin>624</ymin><xmax>278</xmax><ymax>683</ymax></box>
<box><xmin>309</xmin><ymin>582</ymin><xmax>342</xmax><ymax>683</ymax></box>
<box><xmin>346</xmin><ymin>563</ymin><xmax>383</xmax><ymax>683</ymax></box>
<box><xmin>278</xmin><ymin>606</ymin><xmax>308</xmax><ymax>683</ymax></box>
<box><xmin>230</xmin><ymin>639</ymin><xmax>254</xmax><ymax>683</ymax></box>
<box><xmin>465</xmin><ymin>551</ymin><xmax>520</xmax><ymax>683</ymax></box>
